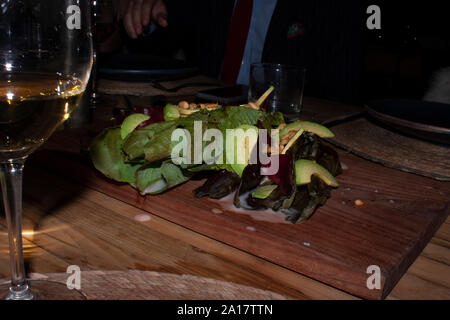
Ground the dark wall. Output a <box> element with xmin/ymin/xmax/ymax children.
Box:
<box><xmin>364</xmin><ymin>1</ymin><xmax>450</xmax><ymax>101</ymax></box>
<box><xmin>120</xmin><ymin>1</ymin><xmax>450</xmax><ymax>104</ymax></box>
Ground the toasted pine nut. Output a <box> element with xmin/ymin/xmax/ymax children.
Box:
<box><xmin>200</xmin><ymin>104</ymin><xmax>206</xmax><ymax>109</ymax></box>
<box><xmin>355</xmin><ymin>199</ymin><xmax>364</xmax><ymax>206</ymax></box>
<box><xmin>178</xmin><ymin>101</ymin><xmax>189</xmax><ymax>109</ymax></box>
<box><xmin>189</xmin><ymin>103</ymin><xmax>197</xmax><ymax>109</ymax></box>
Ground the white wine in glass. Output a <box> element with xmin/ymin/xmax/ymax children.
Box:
<box><xmin>0</xmin><ymin>0</ymin><xmax>93</xmax><ymax>299</ymax></box>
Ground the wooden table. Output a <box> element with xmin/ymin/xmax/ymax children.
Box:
<box><xmin>0</xmin><ymin>93</ymin><xmax>449</xmax><ymax>300</ymax></box>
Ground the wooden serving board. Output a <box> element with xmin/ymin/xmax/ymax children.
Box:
<box><xmin>29</xmin><ymin>130</ymin><xmax>450</xmax><ymax>300</ymax></box>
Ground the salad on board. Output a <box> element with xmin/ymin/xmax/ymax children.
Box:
<box><xmin>89</xmin><ymin>88</ymin><xmax>342</xmax><ymax>224</ymax></box>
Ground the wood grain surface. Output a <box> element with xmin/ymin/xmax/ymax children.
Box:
<box><xmin>0</xmin><ymin>153</ymin><xmax>448</xmax><ymax>299</ymax></box>
<box><xmin>23</xmin><ymin>134</ymin><xmax>450</xmax><ymax>299</ymax></box>
<box><xmin>0</xmin><ymin>96</ymin><xmax>448</xmax><ymax>300</ymax></box>
<box><xmin>1</xmin><ymin>270</ymin><xmax>291</xmax><ymax>300</ymax></box>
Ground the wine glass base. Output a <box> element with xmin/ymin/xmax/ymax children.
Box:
<box><xmin>0</xmin><ymin>280</ymin><xmax>86</xmax><ymax>300</ymax></box>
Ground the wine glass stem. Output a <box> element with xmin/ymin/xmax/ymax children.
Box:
<box><xmin>0</xmin><ymin>158</ymin><xmax>33</xmax><ymax>300</ymax></box>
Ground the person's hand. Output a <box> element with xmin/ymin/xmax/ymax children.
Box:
<box><xmin>121</xmin><ymin>0</ymin><xmax>168</xmax><ymax>39</ymax></box>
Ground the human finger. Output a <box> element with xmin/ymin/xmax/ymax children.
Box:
<box><xmin>132</xmin><ymin>0</ymin><xmax>144</xmax><ymax>36</ymax></box>
<box><xmin>141</xmin><ymin>0</ymin><xmax>153</xmax><ymax>26</ymax></box>
<box><xmin>152</xmin><ymin>0</ymin><xmax>168</xmax><ymax>27</ymax></box>
<box><xmin>123</xmin><ymin>0</ymin><xmax>137</xmax><ymax>38</ymax></box>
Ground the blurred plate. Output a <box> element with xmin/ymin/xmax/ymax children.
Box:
<box><xmin>365</xmin><ymin>99</ymin><xmax>450</xmax><ymax>145</ymax></box>
<box><xmin>98</xmin><ymin>53</ymin><xmax>198</xmax><ymax>81</ymax></box>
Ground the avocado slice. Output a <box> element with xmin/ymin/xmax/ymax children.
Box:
<box><xmin>280</xmin><ymin>121</ymin><xmax>334</xmax><ymax>138</ymax></box>
<box><xmin>225</xmin><ymin>124</ymin><xmax>259</xmax><ymax>176</ymax></box>
<box><xmin>251</xmin><ymin>184</ymin><xmax>278</xmax><ymax>199</ymax></box>
<box><xmin>120</xmin><ymin>113</ymin><xmax>150</xmax><ymax>139</ymax></box>
<box><xmin>163</xmin><ymin>104</ymin><xmax>180</xmax><ymax>121</ymax></box>
<box><xmin>295</xmin><ymin>159</ymin><xmax>339</xmax><ymax>187</ymax></box>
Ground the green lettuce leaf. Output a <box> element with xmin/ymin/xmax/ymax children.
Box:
<box><xmin>161</xmin><ymin>162</ymin><xmax>191</xmax><ymax>187</ymax></box>
<box><xmin>218</xmin><ymin>106</ymin><xmax>262</xmax><ymax>131</ymax></box>
<box><xmin>136</xmin><ymin>161</ymin><xmax>192</xmax><ymax>195</ymax></box>
<box><xmin>89</xmin><ymin>127</ymin><xmax>141</xmax><ymax>184</ymax></box>
<box><xmin>143</xmin><ymin>126</ymin><xmax>176</xmax><ymax>162</ymax></box>
<box><xmin>136</xmin><ymin>163</ymin><xmax>163</xmax><ymax>192</ymax></box>
<box><xmin>259</xmin><ymin>111</ymin><xmax>285</xmax><ymax>131</ymax></box>
<box><xmin>123</xmin><ymin>121</ymin><xmax>176</xmax><ymax>160</ymax></box>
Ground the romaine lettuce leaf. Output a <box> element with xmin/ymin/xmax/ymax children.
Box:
<box><xmin>89</xmin><ymin>127</ymin><xmax>141</xmax><ymax>184</ymax></box>
<box><xmin>123</xmin><ymin>121</ymin><xmax>176</xmax><ymax>160</ymax></box>
<box><xmin>136</xmin><ymin>163</ymin><xmax>163</xmax><ymax>192</ymax></box>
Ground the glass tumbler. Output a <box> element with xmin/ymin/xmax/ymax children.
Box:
<box><xmin>249</xmin><ymin>63</ymin><xmax>306</xmax><ymax>121</ymax></box>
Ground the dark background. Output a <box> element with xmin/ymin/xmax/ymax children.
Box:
<box><xmin>363</xmin><ymin>1</ymin><xmax>450</xmax><ymax>101</ymax></box>
<box><xmin>109</xmin><ymin>0</ymin><xmax>450</xmax><ymax>105</ymax></box>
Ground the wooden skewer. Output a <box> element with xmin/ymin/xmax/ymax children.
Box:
<box><xmin>281</xmin><ymin>129</ymin><xmax>304</xmax><ymax>155</ymax></box>
<box><xmin>256</xmin><ymin>86</ymin><xmax>274</xmax><ymax>107</ymax></box>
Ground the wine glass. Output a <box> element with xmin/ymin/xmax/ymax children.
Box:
<box><xmin>0</xmin><ymin>0</ymin><xmax>93</xmax><ymax>299</ymax></box>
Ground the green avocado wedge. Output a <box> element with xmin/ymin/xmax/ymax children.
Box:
<box><xmin>295</xmin><ymin>159</ymin><xmax>339</xmax><ymax>187</ymax></box>
<box><xmin>252</xmin><ymin>185</ymin><xmax>278</xmax><ymax>199</ymax></box>
<box><xmin>225</xmin><ymin>124</ymin><xmax>259</xmax><ymax>177</ymax></box>
<box><xmin>163</xmin><ymin>104</ymin><xmax>180</xmax><ymax>121</ymax></box>
<box><xmin>280</xmin><ymin>121</ymin><xmax>334</xmax><ymax>138</ymax></box>
<box><xmin>120</xmin><ymin>113</ymin><xmax>150</xmax><ymax>139</ymax></box>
